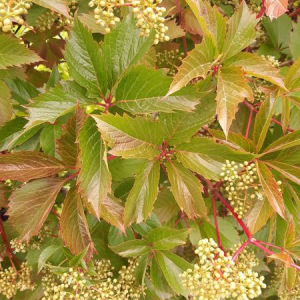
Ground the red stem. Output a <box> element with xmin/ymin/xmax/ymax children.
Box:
<box><xmin>216</xmin><ymin>192</ymin><xmax>252</xmax><ymax>239</ymax></box>
<box><xmin>243</xmin><ymin>100</ymin><xmax>294</xmax><ymax>132</ymax></box>
<box><xmin>289</xmin><ymin>8</ymin><xmax>300</xmax><ymax>17</ymax></box>
<box><xmin>51</xmin><ymin>209</ymin><xmax>60</xmax><ymax>219</ymax></box>
<box><xmin>256</xmin><ymin>240</ymin><xmax>284</xmax><ymax>251</ymax></box>
<box><xmin>107</xmin><ymin>155</ymin><xmax>117</xmax><ymax>161</ymax></box>
<box><xmin>0</xmin><ymin>218</ymin><xmax>19</xmax><ymax>271</ymax></box>
<box><xmin>245</xmin><ymin>109</ymin><xmax>253</xmax><ymax>138</ymax></box>
<box><xmin>175</xmin><ymin>0</ymin><xmax>188</xmax><ymax>56</ymax></box>
<box><xmin>256</xmin><ymin>0</ymin><xmax>266</xmax><ymax>19</ymax></box>
<box><xmin>212</xmin><ymin>196</ymin><xmax>223</xmax><ymax>250</ymax></box>
<box><xmin>232</xmin><ymin>240</ymin><xmax>251</xmax><ymax>261</ymax></box>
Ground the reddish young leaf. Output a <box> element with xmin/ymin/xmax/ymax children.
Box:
<box><xmin>60</xmin><ymin>186</ymin><xmax>95</xmax><ymax>260</ymax></box>
<box><xmin>265</xmin><ymin>0</ymin><xmax>288</xmax><ymax>20</ymax></box>
<box><xmin>256</xmin><ymin>161</ymin><xmax>286</xmax><ymax>219</ymax></box>
<box><xmin>0</xmin><ymin>182</ymin><xmax>7</xmax><ymax>208</ymax></box>
<box><xmin>0</xmin><ymin>151</ymin><xmax>66</xmax><ymax>182</ymax></box>
<box><xmin>8</xmin><ymin>178</ymin><xmax>64</xmax><ymax>242</ymax></box>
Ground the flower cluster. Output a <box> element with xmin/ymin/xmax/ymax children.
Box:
<box><xmin>181</xmin><ymin>238</ymin><xmax>266</xmax><ymax>300</ymax></box>
<box><xmin>220</xmin><ymin>161</ymin><xmax>261</xmax><ymax>218</ymax></box>
<box><xmin>261</xmin><ymin>55</ymin><xmax>280</xmax><ymax>67</ymax></box>
<box><xmin>10</xmin><ymin>224</ymin><xmax>53</xmax><ymax>253</ymax></box>
<box><xmin>0</xmin><ymin>0</ymin><xmax>32</xmax><ymax>32</ymax></box>
<box><xmin>157</xmin><ymin>49</ymin><xmax>184</xmax><ymax>76</ymax></box>
<box><xmin>0</xmin><ymin>262</ymin><xmax>35</xmax><ymax>299</ymax></box>
<box><xmin>89</xmin><ymin>0</ymin><xmax>169</xmax><ymax>43</ymax></box>
<box><xmin>253</xmin><ymin>87</ymin><xmax>266</xmax><ymax>102</ymax></box>
<box><xmin>34</xmin><ymin>11</ymin><xmax>72</xmax><ymax>32</ymax></box>
<box><xmin>42</xmin><ymin>259</ymin><xmax>144</xmax><ymax>300</ymax></box>
<box><xmin>271</xmin><ymin>266</ymin><xmax>300</xmax><ymax>300</ymax></box>
<box><xmin>132</xmin><ymin>0</ymin><xmax>169</xmax><ymax>44</ymax></box>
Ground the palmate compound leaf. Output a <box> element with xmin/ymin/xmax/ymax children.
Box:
<box><xmin>184</xmin><ymin>0</ymin><xmax>226</xmax><ymax>52</ymax></box>
<box><xmin>8</xmin><ymin>178</ymin><xmax>65</xmax><ymax>242</ymax></box>
<box><xmin>216</xmin><ymin>65</ymin><xmax>253</xmax><ymax>137</ymax></box>
<box><xmin>0</xmin><ymin>151</ymin><xmax>66</xmax><ymax>182</ymax></box>
<box><xmin>225</xmin><ymin>52</ymin><xmax>286</xmax><ymax>89</ymax></box>
<box><xmin>60</xmin><ymin>186</ymin><xmax>95</xmax><ymax>260</ymax></box>
<box><xmin>165</xmin><ymin>161</ymin><xmax>207</xmax><ymax>219</ymax></box>
<box><xmin>222</xmin><ymin>1</ymin><xmax>257</xmax><ymax>61</ymax></box>
<box><xmin>175</xmin><ymin>137</ymin><xmax>256</xmax><ymax>180</ymax></box>
<box><xmin>0</xmin><ymin>35</ymin><xmax>41</xmax><ymax>70</ymax></box>
<box><xmin>0</xmin><ymin>80</ymin><xmax>12</xmax><ymax>127</ymax></box>
<box><xmin>166</xmin><ymin>34</ymin><xmax>217</xmax><ymax>96</ymax></box>
<box><xmin>101</xmin><ymin>15</ymin><xmax>154</xmax><ymax>90</ymax></box>
<box><xmin>256</xmin><ymin>161</ymin><xmax>286</xmax><ymax>219</ymax></box>
<box><xmin>92</xmin><ymin>114</ymin><xmax>163</xmax><ymax>160</ymax></box>
<box><xmin>124</xmin><ymin>160</ymin><xmax>160</xmax><ymax>227</ymax></box>
<box><xmin>77</xmin><ymin>117</ymin><xmax>111</xmax><ymax>219</ymax></box>
<box><xmin>115</xmin><ymin>65</ymin><xmax>199</xmax><ymax>114</ymax></box>
<box><xmin>65</xmin><ymin>19</ymin><xmax>108</xmax><ymax>98</ymax></box>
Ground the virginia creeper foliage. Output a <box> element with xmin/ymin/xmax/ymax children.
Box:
<box><xmin>0</xmin><ymin>0</ymin><xmax>300</xmax><ymax>299</ymax></box>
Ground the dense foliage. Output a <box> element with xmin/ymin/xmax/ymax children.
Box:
<box><xmin>0</xmin><ymin>0</ymin><xmax>300</xmax><ymax>299</ymax></box>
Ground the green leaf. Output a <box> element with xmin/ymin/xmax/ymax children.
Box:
<box><xmin>262</xmin><ymin>129</ymin><xmax>300</xmax><ymax>154</ymax></box>
<box><xmin>165</xmin><ymin>161</ymin><xmax>207</xmax><ymax>219</ymax></box>
<box><xmin>26</xmin><ymin>82</ymin><xmax>91</xmax><ymax>127</ymax></box>
<box><xmin>124</xmin><ymin>160</ymin><xmax>160</xmax><ymax>227</ymax></box>
<box><xmin>5</xmin><ymin>78</ymin><xmax>39</xmax><ymax>105</ymax></box>
<box><xmin>222</xmin><ymin>2</ymin><xmax>257</xmax><ymax>61</ymax></box>
<box><xmin>154</xmin><ymin>188</ymin><xmax>179</xmax><ymax>224</ymax></box>
<box><xmin>262</xmin><ymin>14</ymin><xmax>292</xmax><ymax>55</ymax></box>
<box><xmin>109</xmin><ymin>157</ymin><xmax>146</xmax><ymax>181</ymax></box>
<box><xmin>110</xmin><ymin>240</ymin><xmax>150</xmax><ymax>257</ymax></box>
<box><xmin>161</xmin><ymin>93</ymin><xmax>216</xmax><ymax>145</ymax></box>
<box><xmin>263</xmin><ymin>161</ymin><xmax>300</xmax><ymax>185</ymax></box>
<box><xmin>208</xmin><ymin>129</ymin><xmax>256</xmax><ymax>153</ymax></box>
<box><xmin>0</xmin><ymin>118</ymin><xmax>27</xmax><ymax>151</ymax></box>
<box><xmin>216</xmin><ymin>65</ymin><xmax>253</xmax><ymax>136</ymax></box>
<box><xmin>102</xmin><ymin>15</ymin><xmax>154</xmax><ymax>90</ymax></box>
<box><xmin>78</xmin><ymin>117</ymin><xmax>111</xmax><ymax>219</ymax></box>
<box><xmin>57</xmin><ymin>107</ymin><xmax>86</xmax><ymax>167</ymax></box>
<box><xmin>156</xmin><ymin>251</ymin><xmax>191</xmax><ymax>295</ymax></box>
<box><xmin>0</xmin><ymin>35</ymin><xmax>41</xmax><ymax>69</ymax></box>
<box><xmin>225</xmin><ymin>52</ymin><xmax>285</xmax><ymax>89</ymax></box>
<box><xmin>284</xmin><ymin>57</ymin><xmax>300</xmax><ymax>90</ymax></box>
<box><xmin>0</xmin><ymin>151</ymin><xmax>66</xmax><ymax>182</ymax></box>
<box><xmin>40</xmin><ymin>124</ymin><xmax>62</xmax><ymax>157</ymax></box>
<box><xmin>256</xmin><ymin>161</ymin><xmax>286</xmax><ymax>219</ymax></box>
<box><xmin>38</xmin><ymin>244</ymin><xmax>63</xmax><ymax>273</ymax></box>
<box><xmin>184</xmin><ymin>0</ymin><xmax>226</xmax><ymax>52</ymax></box>
<box><xmin>60</xmin><ymin>187</ymin><xmax>95</xmax><ymax>260</ymax></box>
<box><xmin>69</xmin><ymin>246</ymin><xmax>90</xmax><ymax>267</ymax></box>
<box><xmin>245</xmin><ymin>197</ymin><xmax>274</xmax><ymax>234</ymax></box>
<box><xmin>65</xmin><ymin>19</ymin><xmax>107</xmax><ymax>98</ymax></box>
<box><xmin>92</xmin><ymin>114</ymin><xmax>163</xmax><ymax>160</ymax></box>
<box><xmin>176</xmin><ymin>137</ymin><xmax>255</xmax><ymax>180</ymax></box>
<box><xmin>289</xmin><ymin>21</ymin><xmax>300</xmax><ymax>61</ymax></box>
<box><xmin>0</xmin><ymin>81</ymin><xmax>11</xmax><ymax>127</ymax></box>
<box><xmin>32</xmin><ymin>0</ymin><xmax>70</xmax><ymax>17</ymax></box>
<box><xmin>47</xmin><ymin>65</ymin><xmax>60</xmax><ymax>89</ymax></box>
<box><xmin>166</xmin><ymin>35</ymin><xmax>216</xmax><ymax>96</ymax></box>
<box><xmin>100</xmin><ymin>194</ymin><xmax>125</xmax><ymax>233</ymax></box>
<box><xmin>147</xmin><ymin>227</ymin><xmax>191</xmax><ymax>250</ymax></box>
<box><xmin>116</xmin><ymin>66</ymin><xmax>198</xmax><ymax>114</ymax></box>
<box><xmin>8</xmin><ymin>178</ymin><xmax>64</xmax><ymax>242</ymax></box>
<box><xmin>253</xmin><ymin>96</ymin><xmax>276</xmax><ymax>152</ymax></box>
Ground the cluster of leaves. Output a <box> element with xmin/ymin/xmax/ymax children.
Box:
<box><xmin>1</xmin><ymin>0</ymin><xmax>300</xmax><ymax>299</ymax></box>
